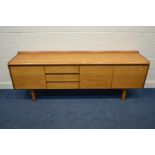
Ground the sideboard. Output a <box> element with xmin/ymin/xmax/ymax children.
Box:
<box><xmin>8</xmin><ymin>51</ymin><xmax>150</xmax><ymax>102</ymax></box>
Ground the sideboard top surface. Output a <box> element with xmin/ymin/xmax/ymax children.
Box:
<box><xmin>8</xmin><ymin>51</ymin><xmax>149</xmax><ymax>65</ymax></box>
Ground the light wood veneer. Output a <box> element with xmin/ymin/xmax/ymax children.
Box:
<box><xmin>8</xmin><ymin>51</ymin><xmax>150</xmax><ymax>102</ymax></box>
<box><xmin>80</xmin><ymin>66</ymin><xmax>113</xmax><ymax>88</ymax></box>
<box><xmin>45</xmin><ymin>66</ymin><xmax>79</xmax><ymax>73</ymax></box>
<box><xmin>46</xmin><ymin>74</ymin><xmax>79</xmax><ymax>82</ymax></box>
<box><xmin>10</xmin><ymin>66</ymin><xmax>46</xmax><ymax>89</ymax></box>
<box><xmin>47</xmin><ymin>82</ymin><xmax>79</xmax><ymax>89</ymax></box>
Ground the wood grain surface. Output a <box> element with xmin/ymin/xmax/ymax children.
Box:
<box><xmin>8</xmin><ymin>51</ymin><xmax>149</xmax><ymax>65</ymax></box>
<box><xmin>10</xmin><ymin>66</ymin><xmax>46</xmax><ymax>89</ymax></box>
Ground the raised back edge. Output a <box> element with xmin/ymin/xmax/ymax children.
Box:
<box><xmin>17</xmin><ymin>50</ymin><xmax>139</xmax><ymax>54</ymax></box>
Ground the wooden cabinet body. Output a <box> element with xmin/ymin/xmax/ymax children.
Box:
<box><xmin>8</xmin><ymin>51</ymin><xmax>149</xmax><ymax>101</ymax></box>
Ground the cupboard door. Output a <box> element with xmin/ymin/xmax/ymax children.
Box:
<box><xmin>80</xmin><ymin>66</ymin><xmax>113</xmax><ymax>89</ymax></box>
<box><xmin>10</xmin><ymin>66</ymin><xmax>46</xmax><ymax>89</ymax></box>
<box><xmin>112</xmin><ymin>65</ymin><xmax>148</xmax><ymax>88</ymax></box>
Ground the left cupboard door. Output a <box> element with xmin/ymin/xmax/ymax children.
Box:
<box><xmin>9</xmin><ymin>66</ymin><xmax>46</xmax><ymax>89</ymax></box>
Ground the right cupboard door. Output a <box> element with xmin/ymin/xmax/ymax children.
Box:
<box><xmin>80</xmin><ymin>66</ymin><xmax>113</xmax><ymax>89</ymax></box>
<box><xmin>112</xmin><ymin>65</ymin><xmax>148</xmax><ymax>88</ymax></box>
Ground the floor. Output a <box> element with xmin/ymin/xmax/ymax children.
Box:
<box><xmin>0</xmin><ymin>89</ymin><xmax>155</xmax><ymax>129</ymax></box>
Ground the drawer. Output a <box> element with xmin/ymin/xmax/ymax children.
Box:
<box><xmin>114</xmin><ymin>65</ymin><xmax>148</xmax><ymax>77</ymax></box>
<box><xmin>45</xmin><ymin>66</ymin><xmax>79</xmax><ymax>73</ymax></box>
<box><xmin>47</xmin><ymin>82</ymin><xmax>79</xmax><ymax>89</ymax></box>
<box><xmin>46</xmin><ymin>74</ymin><xmax>79</xmax><ymax>82</ymax></box>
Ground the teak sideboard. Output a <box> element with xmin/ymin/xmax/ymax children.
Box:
<box><xmin>8</xmin><ymin>51</ymin><xmax>150</xmax><ymax>102</ymax></box>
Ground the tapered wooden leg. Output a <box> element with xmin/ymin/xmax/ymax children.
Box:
<box><xmin>121</xmin><ymin>89</ymin><xmax>127</xmax><ymax>100</ymax></box>
<box><xmin>31</xmin><ymin>90</ymin><xmax>36</xmax><ymax>102</ymax></box>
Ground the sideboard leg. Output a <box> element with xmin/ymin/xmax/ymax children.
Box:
<box><xmin>121</xmin><ymin>89</ymin><xmax>127</xmax><ymax>100</ymax></box>
<box><xmin>31</xmin><ymin>90</ymin><xmax>36</xmax><ymax>102</ymax></box>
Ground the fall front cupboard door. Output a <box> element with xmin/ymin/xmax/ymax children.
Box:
<box><xmin>10</xmin><ymin>66</ymin><xmax>46</xmax><ymax>89</ymax></box>
<box><xmin>80</xmin><ymin>66</ymin><xmax>113</xmax><ymax>89</ymax></box>
<box><xmin>112</xmin><ymin>65</ymin><xmax>148</xmax><ymax>88</ymax></box>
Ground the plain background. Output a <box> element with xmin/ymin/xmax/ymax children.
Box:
<box><xmin>0</xmin><ymin>0</ymin><xmax>155</xmax><ymax>155</ymax></box>
<box><xmin>0</xmin><ymin>26</ymin><xmax>155</xmax><ymax>89</ymax></box>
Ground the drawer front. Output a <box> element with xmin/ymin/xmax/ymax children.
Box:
<box><xmin>47</xmin><ymin>82</ymin><xmax>79</xmax><ymax>89</ymax></box>
<box><xmin>114</xmin><ymin>65</ymin><xmax>148</xmax><ymax>77</ymax></box>
<box><xmin>46</xmin><ymin>74</ymin><xmax>79</xmax><ymax>82</ymax></box>
<box><xmin>10</xmin><ymin>66</ymin><xmax>46</xmax><ymax>89</ymax></box>
<box><xmin>80</xmin><ymin>66</ymin><xmax>113</xmax><ymax>89</ymax></box>
<box><xmin>45</xmin><ymin>66</ymin><xmax>79</xmax><ymax>73</ymax></box>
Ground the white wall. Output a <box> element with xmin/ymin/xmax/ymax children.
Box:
<box><xmin>0</xmin><ymin>26</ymin><xmax>155</xmax><ymax>89</ymax></box>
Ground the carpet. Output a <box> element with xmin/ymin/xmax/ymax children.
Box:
<box><xmin>0</xmin><ymin>89</ymin><xmax>155</xmax><ymax>129</ymax></box>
